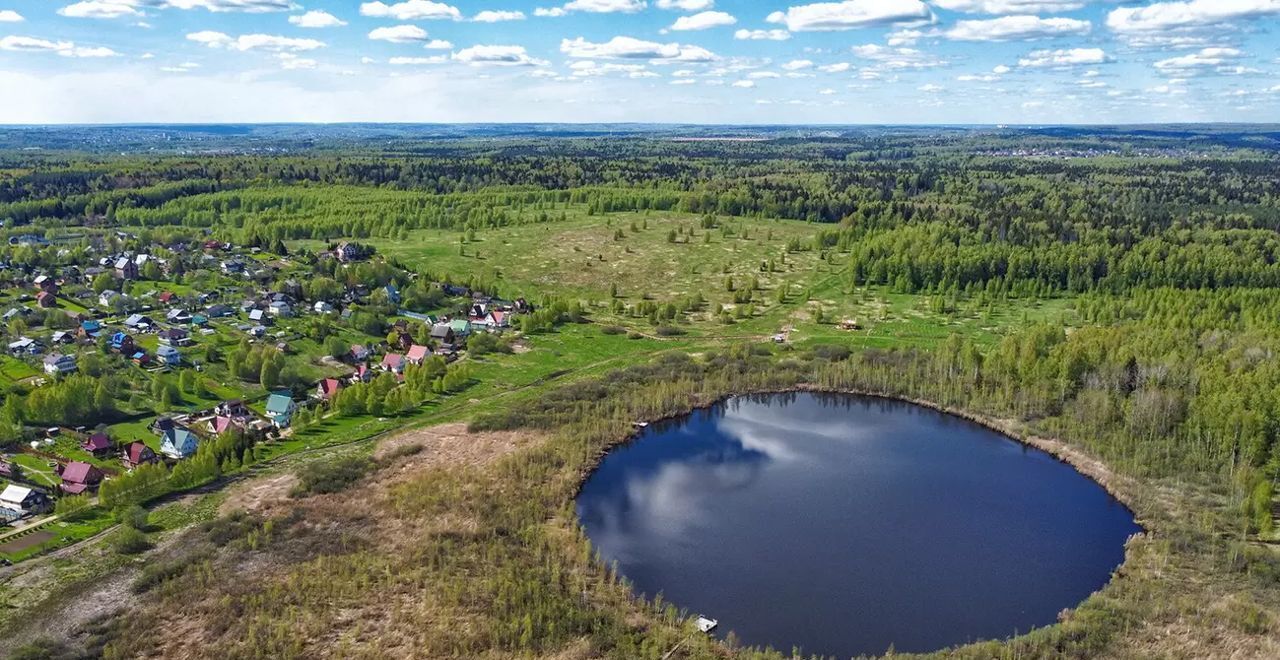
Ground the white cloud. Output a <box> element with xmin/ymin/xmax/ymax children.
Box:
<box><xmin>537</xmin><ymin>0</ymin><xmax>645</xmax><ymax>16</ymax></box>
<box><xmin>368</xmin><ymin>25</ymin><xmax>431</xmax><ymax>43</ymax></box>
<box><xmin>993</xmin><ymin>64</ymin><xmax>1011</xmax><ymax>73</ymax></box>
<box><xmin>887</xmin><ymin>28</ymin><xmax>923</xmax><ymax>46</ymax></box>
<box><xmin>1153</xmin><ymin>47</ymin><xmax>1244</xmax><ymax>73</ymax></box>
<box><xmin>734</xmin><ymin>28</ymin><xmax>790</xmax><ymax>40</ymax></box>
<box><xmin>560</xmin><ymin>36</ymin><xmax>716</xmax><ymax>61</ymax></box>
<box><xmin>1107</xmin><ymin>0</ymin><xmax>1280</xmax><ymax>34</ymax></box>
<box><xmin>670</xmin><ymin>10</ymin><xmax>735</xmax><ymax>30</ymax></box>
<box><xmin>187</xmin><ymin>31</ymin><xmax>324</xmax><ymax>51</ymax></box>
<box><xmin>766</xmin><ymin>0</ymin><xmax>931</xmax><ymax>32</ymax></box>
<box><xmin>0</xmin><ymin>10</ymin><xmax>23</xmax><ymax>22</ymax></box>
<box><xmin>818</xmin><ymin>62</ymin><xmax>851</xmax><ymax>72</ymax></box>
<box><xmin>156</xmin><ymin>0</ymin><xmax>295</xmax><ymax>12</ymax></box>
<box><xmin>850</xmin><ymin>44</ymin><xmax>946</xmax><ymax>69</ymax></box>
<box><xmin>276</xmin><ymin>52</ymin><xmax>316</xmax><ymax>70</ymax></box>
<box><xmin>58</xmin><ymin>2</ymin><xmax>143</xmax><ymax>18</ymax></box>
<box><xmin>656</xmin><ymin>0</ymin><xmax>712</xmax><ymax>9</ymax></box>
<box><xmin>732</xmin><ymin>79</ymin><xmax>755</xmax><ymax>88</ymax></box>
<box><xmin>160</xmin><ymin>61</ymin><xmax>200</xmax><ymax>72</ymax></box>
<box><xmin>453</xmin><ymin>45</ymin><xmax>547</xmax><ymax>66</ymax></box>
<box><xmin>473</xmin><ymin>9</ymin><xmax>525</xmax><ymax>22</ymax></box>
<box><xmin>289</xmin><ymin>10</ymin><xmax>346</xmax><ymax>28</ymax></box>
<box><xmin>945</xmin><ymin>16</ymin><xmax>1091</xmax><ymax>41</ymax></box>
<box><xmin>818</xmin><ymin>87</ymin><xmax>835</xmax><ymax>94</ymax></box>
<box><xmin>781</xmin><ymin>59</ymin><xmax>814</xmax><ymax>70</ymax></box>
<box><xmin>670</xmin><ymin>77</ymin><xmax>697</xmax><ymax>84</ymax></box>
<box><xmin>918</xmin><ymin>83</ymin><xmax>944</xmax><ymax>92</ymax></box>
<box><xmin>932</xmin><ymin>0</ymin><xmax>1094</xmax><ymax>12</ymax></box>
<box><xmin>0</xmin><ymin>35</ymin><xmax>120</xmax><ymax>57</ymax></box>
<box><xmin>425</xmin><ymin>39</ymin><xmax>453</xmax><ymax>49</ymax></box>
<box><xmin>359</xmin><ymin>1</ymin><xmax>461</xmax><ymax>21</ymax></box>
<box><xmin>1017</xmin><ymin>47</ymin><xmax>1109</xmax><ymax>67</ymax></box>
<box><xmin>389</xmin><ymin>55</ymin><xmax>447</xmax><ymax>65</ymax></box>
<box><xmin>572</xmin><ymin>61</ymin><xmax>657</xmax><ymax>77</ymax></box>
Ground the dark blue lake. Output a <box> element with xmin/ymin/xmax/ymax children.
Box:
<box><xmin>575</xmin><ymin>392</ymin><xmax>1140</xmax><ymax>657</ymax></box>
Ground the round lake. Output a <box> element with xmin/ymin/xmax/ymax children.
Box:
<box><xmin>575</xmin><ymin>392</ymin><xmax>1141</xmax><ymax>657</ymax></box>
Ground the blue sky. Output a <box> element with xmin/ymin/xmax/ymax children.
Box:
<box><xmin>0</xmin><ymin>1</ymin><xmax>1277</xmax><ymax>123</ymax></box>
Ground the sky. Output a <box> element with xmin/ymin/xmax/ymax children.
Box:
<box><xmin>0</xmin><ymin>0</ymin><xmax>1277</xmax><ymax>124</ymax></box>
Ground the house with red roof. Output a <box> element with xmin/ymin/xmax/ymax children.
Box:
<box><xmin>121</xmin><ymin>441</ymin><xmax>158</xmax><ymax>469</ymax></box>
<box><xmin>406</xmin><ymin>344</ymin><xmax>430</xmax><ymax>365</ymax></box>
<box><xmin>317</xmin><ymin>378</ymin><xmax>342</xmax><ymax>400</ymax></box>
<box><xmin>380</xmin><ymin>352</ymin><xmax>406</xmax><ymax>374</ymax></box>
<box><xmin>58</xmin><ymin>461</ymin><xmax>104</xmax><ymax>495</ymax></box>
<box><xmin>81</xmin><ymin>432</ymin><xmax>113</xmax><ymax>456</ymax></box>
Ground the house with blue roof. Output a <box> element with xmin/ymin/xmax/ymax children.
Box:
<box><xmin>160</xmin><ymin>427</ymin><xmax>198</xmax><ymax>459</ymax></box>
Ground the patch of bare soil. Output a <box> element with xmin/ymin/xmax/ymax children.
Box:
<box><xmin>218</xmin><ymin>472</ymin><xmax>298</xmax><ymax>518</ymax></box>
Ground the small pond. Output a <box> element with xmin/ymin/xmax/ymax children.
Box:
<box><xmin>575</xmin><ymin>392</ymin><xmax>1140</xmax><ymax>657</ymax></box>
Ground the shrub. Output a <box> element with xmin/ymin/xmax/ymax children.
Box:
<box><xmin>112</xmin><ymin>526</ymin><xmax>151</xmax><ymax>555</ymax></box>
<box><xmin>810</xmin><ymin>343</ymin><xmax>852</xmax><ymax>361</ymax></box>
<box><xmin>292</xmin><ymin>456</ymin><xmax>373</xmax><ymax>497</ymax></box>
<box><xmin>600</xmin><ymin>325</ymin><xmax>625</xmax><ymax>335</ymax></box>
<box><xmin>654</xmin><ymin>325</ymin><xmax>685</xmax><ymax>337</ymax></box>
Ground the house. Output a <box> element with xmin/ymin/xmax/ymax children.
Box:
<box><xmin>51</xmin><ymin>330</ymin><xmax>73</xmax><ymax>345</ymax></box>
<box><xmin>317</xmin><ymin>378</ymin><xmax>342</xmax><ymax>400</ymax></box>
<box><xmin>265</xmin><ymin>392</ymin><xmax>296</xmax><ymax>428</ymax></box>
<box><xmin>160</xmin><ymin>427</ymin><xmax>199</xmax><ymax>459</ymax></box>
<box><xmin>248</xmin><ymin>309</ymin><xmax>266</xmax><ymax>324</ymax></box>
<box><xmin>208</xmin><ymin>415</ymin><xmax>240</xmax><ymax>436</ymax></box>
<box><xmin>392</xmin><ymin>332</ymin><xmax>414</xmax><ymax>351</ymax></box>
<box><xmin>0</xmin><ymin>485</ymin><xmax>51</xmax><ymax>517</ymax></box>
<box><xmin>383</xmin><ymin>284</ymin><xmax>401</xmax><ymax>304</ymax></box>
<box><xmin>98</xmin><ymin>289</ymin><xmax>121</xmax><ymax>307</ymax></box>
<box><xmin>158</xmin><ymin>327</ymin><xmax>190</xmax><ymax>346</ymax></box>
<box><xmin>334</xmin><ymin>241</ymin><xmax>362</xmax><ymax>262</ymax></box>
<box><xmin>157</xmin><ymin>345</ymin><xmax>181</xmax><ymax>366</ymax></box>
<box><xmin>486</xmin><ymin>310</ymin><xmax>509</xmax><ymax>328</ymax></box>
<box><xmin>131</xmin><ymin>351</ymin><xmax>151</xmax><ymax>367</ymax></box>
<box><xmin>58</xmin><ymin>461</ymin><xmax>104</xmax><ymax>495</ymax></box>
<box><xmin>157</xmin><ymin>291</ymin><xmax>176</xmax><ymax>304</ymax></box>
<box><xmin>35</xmin><ymin>290</ymin><xmax>56</xmax><ymax>308</ymax></box>
<box><xmin>448</xmin><ymin>319</ymin><xmax>472</xmax><ymax>339</ymax></box>
<box><xmin>429</xmin><ymin>323</ymin><xmax>456</xmax><ymax>346</ymax></box>
<box><xmin>349</xmin><ymin>344</ymin><xmax>371</xmax><ymax>362</ymax></box>
<box><xmin>349</xmin><ymin>363</ymin><xmax>373</xmax><ymax>384</ymax></box>
<box><xmin>109</xmin><ymin>331</ymin><xmax>135</xmax><ymax>354</ymax></box>
<box><xmin>267</xmin><ymin>301</ymin><xmax>292</xmax><ymax>318</ymax></box>
<box><xmin>215</xmin><ymin>400</ymin><xmax>252</xmax><ymax>418</ymax></box>
<box><xmin>33</xmin><ymin>274</ymin><xmax>58</xmax><ymax>294</ymax></box>
<box><xmin>8</xmin><ymin>337</ymin><xmax>42</xmax><ymax>356</ymax></box>
<box><xmin>165</xmin><ymin>308</ymin><xmax>192</xmax><ymax>324</ymax></box>
<box><xmin>79</xmin><ymin>319</ymin><xmax>103</xmax><ymax>339</ymax></box>
<box><xmin>380</xmin><ymin>352</ymin><xmax>406</xmax><ymax>374</ymax></box>
<box><xmin>206</xmin><ymin>303</ymin><xmax>233</xmax><ymax>318</ymax></box>
<box><xmin>406</xmin><ymin>344</ymin><xmax>431</xmax><ymax>365</ymax></box>
<box><xmin>123</xmin><ymin>314</ymin><xmax>154</xmax><ymax>330</ymax></box>
<box><xmin>220</xmin><ymin>260</ymin><xmax>245</xmax><ymax>276</ymax></box>
<box><xmin>121</xmin><ymin>441</ymin><xmax>158</xmax><ymax>469</ymax></box>
<box><xmin>114</xmin><ymin>257</ymin><xmax>139</xmax><ymax>280</ymax></box>
<box><xmin>81</xmin><ymin>432</ymin><xmax>113</xmax><ymax>456</ymax></box>
<box><xmin>42</xmin><ymin>353</ymin><xmax>77</xmax><ymax>375</ymax></box>
<box><xmin>313</xmin><ymin>300</ymin><xmax>335</xmax><ymax>314</ymax></box>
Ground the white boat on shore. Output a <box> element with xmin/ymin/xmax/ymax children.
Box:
<box><xmin>695</xmin><ymin>616</ymin><xmax>718</xmax><ymax>633</ymax></box>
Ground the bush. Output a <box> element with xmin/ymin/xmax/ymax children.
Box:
<box><xmin>112</xmin><ymin>526</ymin><xmax>151</xmax><ymax>555</ymax></box>
<box><xmin>600</xmin><ymin>325</ymin><xmax>625</xmax><ymax>335</ymax></box>
<box><xmin>292</xmin><ymin>456</ymin><xmax>373</xmax><ymax>497</ymax></box>
<box><xmin>654</xmin><ymin>325</ymin><xmax>685</xmax><ymax>337</ymax></box>
<box><xmin>810</xmin><ymin>343</ymin><xmax>852</xmax><ymax>361</ymax></box>
<box><xmin>627</xmin><ymin>332</ymin><xmax>643</xmax><ymax>340</ymax></box>
<box><xmin>117</xmin><ymin>504</ymin><xmax>150</xmax><ymax>531</ymax></box>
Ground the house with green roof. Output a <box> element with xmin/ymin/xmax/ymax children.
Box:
<box><xmin>265</xmin><ymin>392</ymin><xmax>297</xmax><ymax>428</ymax></box>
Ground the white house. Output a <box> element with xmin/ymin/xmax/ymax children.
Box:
<box><xmin>42</xmin><ymin>353</ymin><xmax>77</xmax><ymax>375</ymax></box>
<box><xmin>159</xmin><ymin>427</ymin><xmax>199</xmax><ymax>459</ymax></box>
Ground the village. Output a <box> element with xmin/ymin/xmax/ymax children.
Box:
<box><xmin>0</xmin><ymin>234</ymin><xmax>532</xmax><ymax>548</ymax></box>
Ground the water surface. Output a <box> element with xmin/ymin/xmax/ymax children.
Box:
<box><xmin>576</xmin><ymin>392</ymin><xmax>1140</xmax><ymax>657</ymax></box>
